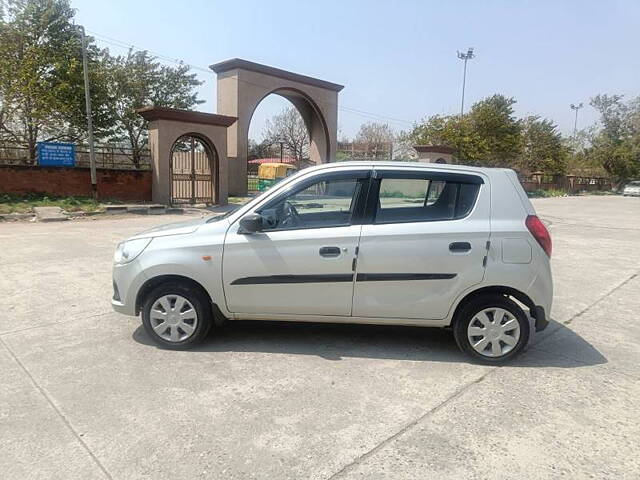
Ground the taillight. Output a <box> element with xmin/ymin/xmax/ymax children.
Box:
<box><xmin>526</xmin><ymin>215</ymin><xmax>552</xmax><ymax>257</ymax></box>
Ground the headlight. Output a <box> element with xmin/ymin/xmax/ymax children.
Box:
<box><xmin>114</xmin><ymin>238</ymin><xmax>152</xmax><ymax>264</ymax></box>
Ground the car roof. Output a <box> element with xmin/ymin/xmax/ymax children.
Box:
<box><xmin>302</xmin><ymin>161</ymin><xmax>512</xmax><ymax>176</ymax></box>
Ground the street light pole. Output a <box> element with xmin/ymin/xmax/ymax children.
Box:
<box><xmin>570</xmin><ymin>103</ymin><xmax>584</xmax><ymax>138</ymax></box>
<box><xmin>457</xmin><ymin>47</ymin><xmax>475</xmax><ymax>117</ymax></box>
<box><xmin>77</xmin><ymin>25</ymin><xmax>98</xmax><ymax>199</ymax></box>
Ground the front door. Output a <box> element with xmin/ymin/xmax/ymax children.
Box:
<box><xmin>223</xmin><ymin>168</ymin><xmax>371</xmax><ymax>316</ymax></box>
<box><xmin>352</xmin><ymin>168</ymin><xmax>490</xmax><ymax>319</ymax></box>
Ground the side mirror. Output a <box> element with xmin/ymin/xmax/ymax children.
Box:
<box><xmin>238</xmin><ymin>213</ymin><xmax>264</xmax><ymax>234</ymax></box>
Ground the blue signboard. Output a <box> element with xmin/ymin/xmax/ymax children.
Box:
<box><xmin>37</xmin><ymin>142</ymin><xmax>76</xmax><ymax>167</ymax></box>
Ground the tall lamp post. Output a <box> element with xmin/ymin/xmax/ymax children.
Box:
<box><xmin>76</xmin><ymin>25</ymin><xmax>98</xmax><ymax>199</ymax></box>
<box><xmin>457</xmin><ymin>47</ymin><xmax>475</xmax><ymax>117</ymax></box>
<box><xmin>570</xmin><ymin>103</ymin><xmax>584</xmax><ymax>138</ymax></box>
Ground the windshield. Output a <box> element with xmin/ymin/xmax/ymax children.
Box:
<box><xmin>628</xmin><ymin>181</ymin><xmax>640</xmax><ymax>186</ymax></box>
<box><xmin>205</xmin><ymin>186</ymin><xmax>276</xmax><ymax>224</ymax></box>
<box><xmin>218</xmin><ymin>169</ymin><xmax>311</xmax><ymax>223</ymax></box>
<box><xmin>205</xmin><ymin>209</ymin><xmax>236</xmax><ymax>223</ymax></box>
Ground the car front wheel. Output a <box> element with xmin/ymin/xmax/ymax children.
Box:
<box><xmin>453</xmin><ymin>295</ymin><xmax>530</xmax><ymax>363</ymax></box>
<box><xmin>141</xmin><ymin>282</ymin><xmax>212</xmax><ymax>348</ymax></box>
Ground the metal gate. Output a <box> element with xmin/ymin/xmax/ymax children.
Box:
<box><xmin>170</xmin><ymin>136</ymin><xmax>215</xmax><ymax>205</ymax></box>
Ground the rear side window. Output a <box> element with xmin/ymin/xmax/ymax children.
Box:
<box><xmin>375</xmin><ymin>173</ymin><xmax>481</xmax><ymax>224</ymax></box>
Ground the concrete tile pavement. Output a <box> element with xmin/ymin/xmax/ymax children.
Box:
<box><xmin>0</xmin><ymin>341</ymin><xmax>109</xmax><ymax>480</ymax></box>
<box><xmin>0</xmin><ymin>196</ymin><xmax>639</xmax><ymax>479</ymax></box>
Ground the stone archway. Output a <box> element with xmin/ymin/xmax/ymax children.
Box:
<box><xmin>248</xmin><ymin>87</ymin><xmax>330</xmax><ymax>169</ymax></box>
<box><xmin>210</xmin><ymin>58</ymin><xmax>343</xmax><ymax>195</ymax></box>
<box><xmin>138</xmin><ymin>106</ymin><xmax>237</xmax><ymax>205</ymax></box>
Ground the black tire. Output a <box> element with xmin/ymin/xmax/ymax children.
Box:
<box><xmin>453</xmin><ymin>294</ymin><xmax>530</xmax><ymax>364</ymax></box>
<box><xmin>141</xmin><ymin>281</ymin><xmax>213</xmax><ymax>349</ymax></box>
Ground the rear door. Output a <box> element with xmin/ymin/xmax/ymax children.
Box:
<box><xmin>352</xmin><ymin>168</ymin><xmax>490</xmax><ymax>319</ymax></box>
<box><xmin>223</xmin><ymin>168</ymin><xmax>371</xmax><ymax>316</ymax></box>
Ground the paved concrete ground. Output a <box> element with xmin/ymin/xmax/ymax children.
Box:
<box><xmin>1</xmin><ymin>196</ymin><xmax>639</xmax><ymax>479</ymax></box>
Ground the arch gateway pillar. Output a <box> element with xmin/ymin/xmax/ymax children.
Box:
<box><xmin>138</xmin><ymin>106</ymin><xmax>237</xmax><ymax>206</ymax></box>
<box><xmin>210</xmin><ymin>59</ymin><xmax>343</xmax><ymax>196</ymax></box>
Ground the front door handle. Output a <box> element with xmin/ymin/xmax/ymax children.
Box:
<box><xmin>319</xmin><ymin>246</ymin><xmax>341</xmax><ymax>257</ymax></box>
<box><xmin>449</xmin><ymin>242</ymin><xmax>472</xmax><ymax>252</ymax></box>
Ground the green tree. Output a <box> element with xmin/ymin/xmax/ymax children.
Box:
<box><xmin>467</xmin><ymin>94</ymin><xmax>522</xmax><ymax>167</ymax></box>
<box><xmin>411</xmin><ymin>94</ymin><xmax>521</xmax><ymax>167</ymax></box>
<box><xmin>0</xmin><ymin>0</ymin><xmax>110</xmax><ymax>158</ymax></box>
<box><xmin>564</xmin><ymin>126</ymin><xmax>606</xmax><ymax>176</ymax></box>
<box><xmin>106</xmin><ymin>49</ymin><xmax>203</xmax><ymax>166</ymax></box>
<box><xmin>518</xmin><ymin>116</ymin><xmax>568</xmax><ymax>174</ymax></box>
<box><xmin>248</xmin><ymin>138</ymin><xmax>277</xmax><ymax>160</ymax></box>
<box><xmin>589</xmin><ymin>94</ymin><xmax>640</xmax><ymax>184</ymax></box>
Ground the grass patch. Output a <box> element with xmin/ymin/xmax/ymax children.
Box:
<box><xmin>527</xmin><ymin>189</ymin><xmax>567</xmax><ymax>198</ymax></box>
<box><xmin>0</xmin><ymin>193</ymin><xmax>109</xmax><ymax>214</ymax></box>
<box><xmin>527</xmin><ymin>188</ymin><xmax>617</xmax><ymax>198</ymax></box>
<box><xmin>228</xmin><ymin>196</ymin><xmax>254</xmax><ymax>205</ymax></box>
<box><xmin>575</xmin><ymin>190</ymin><xmax>617</xmax><ymax>196</ymax></box>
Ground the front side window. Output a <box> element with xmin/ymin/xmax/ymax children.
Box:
<box><xmin>375</xmin><ymin>175</ymin><xmax>481</xmax><ymax>224</ymax></box>
<box><xmin>258</xmin><ymin>174</ymin><xmax>365</xmax><ymax>230</ymax></box>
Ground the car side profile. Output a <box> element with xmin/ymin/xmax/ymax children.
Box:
<box><xmin>623</xmin><ymin>181</ymin><xmax>640</xmax><ymax>197</ymax></box>
<box><xmin>112</xmin><ymin>162</ymin><xmax>553</xmax><ymax>363</ymax></box>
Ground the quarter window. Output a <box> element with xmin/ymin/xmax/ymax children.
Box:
<box><xmin>375</xmin><ymin>176</ymin><xmax>480</xmax><ymax>223</ymax></box>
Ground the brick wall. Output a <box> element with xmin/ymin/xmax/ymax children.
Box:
<box><xmin>0</xmin><ymin>165</ymin><xmax>152</xmax><ymax>202</ymax></box>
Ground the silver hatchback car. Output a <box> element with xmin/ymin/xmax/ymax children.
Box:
<box><xmin>112</xmin><ymin>162</ymin><xmax>553</xmax><ymax>363</ymax></box>
<box><xmin>623</xmin><ymin>181</ymin><xmax>640</xmax><ymax>196</ymax></box>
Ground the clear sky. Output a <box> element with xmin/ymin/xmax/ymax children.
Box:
<box><xmin>72</xmin><ymin>0</ymin><xmax>640</xmax><ymax>141</ymax></box>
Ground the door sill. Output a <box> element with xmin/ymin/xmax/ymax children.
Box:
<box><xmin>231</xmin><ymin>313</ymin><xmax>448</xmax><ymax>327</ymax></box>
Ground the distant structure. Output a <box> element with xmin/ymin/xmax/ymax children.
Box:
<box><xmin>413</xmin><ymin>145</ymin><xmax>456</xmax><ymax>164</ymax></box>
<box><xmin>139</xmin><ymin>58</ymin><xmax>343</xmax><ymax>205</ymax></box>
<box><xmin>211</xmin><ymin>59</ymin><xmax>343</xmax><ymax>196</ymax></box>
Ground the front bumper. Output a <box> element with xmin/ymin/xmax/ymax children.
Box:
<box><xmin>111</xmin><ymin>260</ymin><xmax>148</xmax><ymax>316</ymax></box>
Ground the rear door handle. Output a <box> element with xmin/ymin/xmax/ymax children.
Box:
<box><xmin>449</xmin><ymin>242</ymin><xmax>472</xmax><ymax>252</ymax></box>
<box><xmin>319</xmin><ymin>246</ymin><xmax>341</xmax><ymax>257</ymax></box>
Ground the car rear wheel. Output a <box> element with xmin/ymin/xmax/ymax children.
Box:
<box><xmin>453</xmin><ymin>295</ymin><xmax>530</xmax><ymax>363</ymax></box>
<box><xmin>141</xmin><ymin>282</ymin><xmax>212</xmax><ymax>348</ymax></box>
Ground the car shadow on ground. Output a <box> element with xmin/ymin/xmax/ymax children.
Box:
<box><xmin>132</xmin><ymin>318</ymin><xmax>606</xmax><ymax>368</ymax></box>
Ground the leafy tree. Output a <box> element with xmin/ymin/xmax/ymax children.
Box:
<box><xmin>518</xmin><ymin>116</ymin><xmax>568</xmax><ymax>174</ymax></box>
<box><xmin>262</xmin><ymin>107</ymin><xmax>309</xmax><ymax>168</ymax></box>
<box><xmin>105</xmin><ymin>49</ymin><xmax>203</xmax><ymax>166</ymax></box>
<box><xmin>563</xmin><ymin>126</ymin><xmax>606</xmax><ymax>176</ymax></box>
<box><xmin>411</xmin><ymin>94</ymin><xmax>521</xmax><ymax>167</ymax></box>
<box><xmin>412</xmin><ymin>114</ymin><xmax>483</xmax><ymax>162</ymax></box>
<box><xmin>248</xmin><ymin>138</ymin><xmax>279</xmax><ymax>159</ymax></box>
<box><xmin>467</xmin><ymin>94</ymin><xmax>522</xmax><ymax>167</ymax></box>
<box><xmin>589</xmin><ymin>94</ymin><xmax>640</xmax><ymax>184</ymax></box>
<box><xmin>0</xmin><ymin>0</ymin><xmax>111</xmax><ymax>158</ymax></box>
<box><xmin>0</xmin><ymin>1</ymin><xmax>204</xmax><ymax>166</ymax></box>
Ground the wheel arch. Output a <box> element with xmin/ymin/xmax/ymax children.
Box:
<box><xmin>450</xmin><ymin>285</ymin><xmax>538</xmax><ymax>326</ymax></box>
<box><xmin>135</xmin><ymin>274</ymin><xmax>227</xmax><ymax>325</ymax></box>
